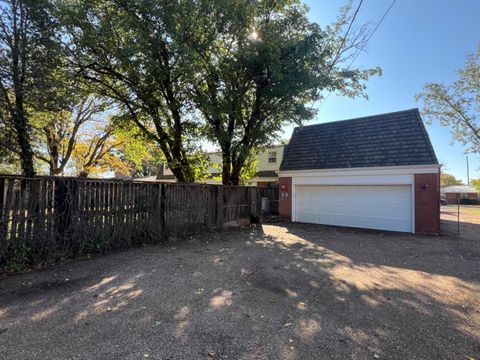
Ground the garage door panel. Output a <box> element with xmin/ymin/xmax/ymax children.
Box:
<box><xmin>295</xmin><ymin>185</ymin><xmax>412</xmax><ymax>232</ymax></box>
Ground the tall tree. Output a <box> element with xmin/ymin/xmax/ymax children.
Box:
<box><xmin>70</xmin><ymin>120</ymin><xmax>121</xmax><ymax>177</ymax></box>
<box><xmin>60</xmin><ymin>0</ymin><xmax>205</xmax><ymax>182</ymax></box>
<box><xmin>110</xmin><ymin>123</ymin><xmax>164</xmax><ymax>177</ymax></box>
<box><xmin>31</xmin><ymin>96</ymin><xmax>107</xmax><ymax>175</ymax></box>
<box><xmin>69</xmin><ymin>115</ymin><xmax>158</xmax><ymax>178</ymax></box>
<box><xmin>417</xmin><ymin>46</ymin><xmax>480</xmax><ymax>155</ymax></box>
<box><xmin>189</xmin><ymin>0</ymin><xmax>379</xmax><ymax>184</ymax></box>
<box><xmin>0</xmin><ymin>0</ymin><xmax>64</xmax><ymax>176</ymax></box>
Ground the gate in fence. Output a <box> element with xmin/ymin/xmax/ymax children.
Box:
<box><xmin>259</xmin><ymin>187</ymin><xmax>279</xmax><ymax>214</ymax></box>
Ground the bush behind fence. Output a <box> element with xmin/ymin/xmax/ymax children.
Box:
<box><xmin>0</xmin><ymin>175</ymin><xmax>262</xmax><ymax>269</ymax></box>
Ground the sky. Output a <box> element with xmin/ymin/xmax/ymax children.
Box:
<box><xmin>278</xmin><ymin>0</ymin><xmax>480</xmax><ymax>183</ymax></box>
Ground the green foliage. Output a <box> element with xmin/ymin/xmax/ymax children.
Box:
<box><xmin>440</xmin><ymin>172</ymin><xmax>464</xmax><ymax>187</ymax></box>
<box><xmin>28</xmin><ymin>96</ymin><xmax>111</xmax><ymax>175</ymax></box>
<box><xmin>472</xmin><ymin>179</ymin><xmax>480</xmax><ymax>192</ymax></box>
<box><xmin>0</xmin><ymin>119</ymin><xmax>20</xmax><ymax>173</ymax></box>
<box><xmin>417</xmin><ymin>46</ymin><xmax>480</xmax><ymax>154</ymax></box>
<box><xmin>211</xmin><ymin>153</ymin><xmax>258</xmax><ymax>185</ymax></box>
<box><xmin>188</xmin><ymin>0</ymin><xmax>379</xmax><ymax>184</ymax></box>
<box><xmin>0</xmin><ymin>0</ymin><xmax>378</xmax><ymax>182</ymax></box>
<box><xmin>238</xmin><ymin>156</ymin><xmax>258</xmax><ymax>185</ymax></box>
<box><xmin>112</xmin><ymin>125</ymin><xmax>154</xmax><ymax>176</ymax></box>
<box><xmin>188</xmin><ymin>151</ymin><xmax>210</xmax><ymax>182</ymax></box>
<box><xmin>69</xmin><ymin>117</ymin><xmax>128</xmax><ymax>177</ymax></box>
<box><xmin>59</xmin><ymin>0</ymin><xmax>204</xmax><ymax>182</ymax></box>
<box><xmin>0</xmin><ymin>0</ymin><xmax>71</xmax><ymax>176</ymax></box>
<box><xmin>0</xmin><ymin>154</ymin><xmax>21</xmax><ymax>174</ymax></box>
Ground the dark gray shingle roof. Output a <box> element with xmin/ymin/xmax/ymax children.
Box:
<box><xmin>256</xmin><ymin>170</ymin><xmax>278</xmax><ymax>178</ymax></box>
<box><xmin>280</xmin><ymin>109</ymin><xmax>438</xmax><ymax>171</ymax></box>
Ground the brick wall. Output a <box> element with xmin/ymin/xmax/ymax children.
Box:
<box><xmin>468</xmin><ymin>192</ymin><xmax>479</xmax><ymax>199</ymax></box>
<box><xmin>414</xmin><ymin>173</ymin><xmax>440</xmax><ymax>234</ymax></box>
<box><xmin>445</xmin><ymin>192</ymin><xmax>478</xmax><ymax>202</ymax></box>
<box><xmin>279</xmin><ymin>177</ymin><xmax>292</xmax><ymax>221</ymax></box>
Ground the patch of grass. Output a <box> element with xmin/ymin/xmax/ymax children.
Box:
<box><xmin>462</xmin><ymin>207</ymin><xmax>480</xmax><ymax>215</ymax></box>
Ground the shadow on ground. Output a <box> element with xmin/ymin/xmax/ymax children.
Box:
<box><xmin>0</xmin><ymin>223</ymin><xmax>479</xmax><ymax>359</ymax></box>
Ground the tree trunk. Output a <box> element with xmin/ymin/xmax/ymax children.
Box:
<box><xmin>50</xmin><ymin>165</ymin><xmax>62</xmax><ymax>176</ymax></box>
<box><xmin>230</xmin><ymin>158</ymin><xmax>244</xmax><ymax>186</ymax></box>
<box><xmin>10</xmin><ymin>0</ymin><xmax>35</xmax><ymax>177</ymax></box>
<box><xmin>13</xmin><ymin>109</ymin><xmax>35</xmax><ymax>177</ymax></box>
<box><xmin>221</xmin><ymin>147</ymin><xmax>232</xmax><ymax>185</ymax></box>
<box><xmin>221</xmin><ymin>160</ymin><xmax>242</xmax><ymax>186</ymax></box>
<box><xmin>47</xmin><ymin>139</ymin><xmax>60</xmax><ymax>176</ymax></box>
<box><xmin>168</xmin><ymin>164</ymin><xmax>187</xmax><ymax>183</ymax></box>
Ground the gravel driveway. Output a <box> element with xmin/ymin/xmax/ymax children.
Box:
<box><xmin>1</xmin><ymin>222</ymin><xmax>479</xmax><ymax>360</ymax></box>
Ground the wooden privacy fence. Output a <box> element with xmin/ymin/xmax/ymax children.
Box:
<box><xmin>0</xmin><ymin>175</ymin><xmax>261</xmax><ymax>269</ymax></box>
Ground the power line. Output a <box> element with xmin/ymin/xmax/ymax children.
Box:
<box><xmin>330</xmin><ymin>0</ymin><xmax>365</xmax><ymax>69</ymax></box>
<box><xmin>317</xmin><ymin>0</ymin><xmax>397</xmax><ymax>110</ymax></box>
<box><xmin>347</xmin><ymin>0</ymin><xmax>397</xmax><ymax>69</ymax></box>
<box><xmin>313</xmin><ymin>0</ymin><xmax>364</xmax><ymax>111</ymax></box>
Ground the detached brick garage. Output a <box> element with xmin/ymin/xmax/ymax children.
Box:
<box><xmin>278</xmin><ymin>109</ymin><xmax>440</xmax><ymax>234</ymax></box>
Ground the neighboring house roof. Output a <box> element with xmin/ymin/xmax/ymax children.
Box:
<box><xmin>118</xmin><ymin>175</ymin><xmax>173</xmax><ymax>182</ymax></box>
<box><xmin>441</xmin><ymin>185</ymin><xmax>478</xmax><ymax>193</ymax></box>
<box><xmin>203</xmin><ymin>170</ymin><xmax>278</xmax><ymax>179</ymax></box>
<box><xmin>255</xmin><ymin>170</ymin><xmax>277</xmax><ymax>178</ymax></box>
<box><xmin>280</xmin><ymin>108</ymin><xmax>438</xmax><ymax>171</ymax></box>
<box><xmin>132</xmin><ymin>176</ymin><xmax>163</xmax><ymax>182</ymax></box>
<box><xmin>158</xmin><ymin>170</ymin><xmax>278</xmax><ymax>182</ymax></box>
<box><xmin>156</xmin><ymin>174</ymin><xmax>176</xmax><ymax>180</ymax></box>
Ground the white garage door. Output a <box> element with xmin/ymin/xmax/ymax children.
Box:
<box><xmin>295</xmin><ymin>185</ymin><xmax>412</xmax><ymax>232</ymax></box>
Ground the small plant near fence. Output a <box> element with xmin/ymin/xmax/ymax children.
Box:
<box><xmin>0</xmin><ymin>175</ymin><xmax>263</xmax><ymax>270</ymax></box>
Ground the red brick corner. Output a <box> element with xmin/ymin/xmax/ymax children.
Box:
<box><xmin>279</xmin><ymin>177</ymin><xmax>292</xmax><ymax>221</ymax></box>
<box><xmin>414</xmin><ymin>173</ymin><xmax>440</xmax><ymax>234</ymax></box>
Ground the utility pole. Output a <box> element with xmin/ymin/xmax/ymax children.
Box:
<box><xmin>466</xmin><ymin>155</ymin><xmax>470</xmax><ymax>185</ymax></box>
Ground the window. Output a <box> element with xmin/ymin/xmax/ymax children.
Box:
<box><xmin>460</xmin><ymin>193</ymin><xmax>468</xmax><ymax>199</ymax></box>
<box><xmin>268</xmin><ymin>151</ymin><xmax>277</xmax><ymax>163</ymax></box>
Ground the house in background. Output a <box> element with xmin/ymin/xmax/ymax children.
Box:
<box><xmin>247</xmin><ymin>144</ymin><xmax>284</xmax><ymax>187</ymax></box>
<box><xmin>278</xmin><ymin>109</ymin><xmax>440</xmax><ymax>234</ymax></box>
<box><xmin>157</xmin><ymin>144</ymin><xmax>284</xmax><ymax>187</ymax></box>
<box><xmin>441</xmin><ymin>185</ymin><xmax>479</xmax><ymax>203</ymax></box>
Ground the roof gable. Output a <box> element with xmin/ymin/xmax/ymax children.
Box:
<box><xmin>280</xmin><ymin>109</ymin><xmax>438</xmax><ymax>171</ymax></box>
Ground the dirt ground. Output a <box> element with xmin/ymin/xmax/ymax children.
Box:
<box><xmin>1</xmin><ymin>216</ymin><xmax>479</xmax><ymax>359</ymax></box>
<box><xmin>441</xmin><ymin>204</ymin><xmax>480</xmax><ymax>239</ymax></box>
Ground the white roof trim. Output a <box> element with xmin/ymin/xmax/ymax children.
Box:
<box><xmin>278</xmin><ymin>164</ymin><xmax>439</xmax><ymax>177</ymax></box>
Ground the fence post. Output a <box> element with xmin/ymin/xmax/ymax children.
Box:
<box><xmin>159</xmin><ymin>183</ymin><xmax>166</xmax><ymax>237</ymax></box>
<box><xmin>0</xmin><ymin>178</ymin><xmax>4</xmax><ymax>212</ymax></box>
<box><xmin>257</xmin><ymin>187</ymin><xmax>261</xmax><ymax>218</ymax></box>
<box><xmin>212</xmin><ymin>185</ymin><xmax>218</xmax><ymax>227</ymax></box>
<box><xmin>457</xmin><ymin>196</ymin><xmax>460</xmax><ymax>235</ymax></box>
<box><xmin>0</xmin><ymin>178</ymin><xmax>5</xmax><ymax>249</ymax></box>
<box><xmin>249</xmin><ymin>187</ymin><xmax>261</xmax><ymax>223</ymax></box>
<box><xmin>55</xmin><ymin>179</ymin><xmax>74</xmax><ymax>242</ymax></box>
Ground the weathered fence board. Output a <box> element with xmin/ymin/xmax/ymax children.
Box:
<box><xmin>0</xmin><ymin>175</ymin><xmax>261</xmax><ymax>269</ymax></box>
